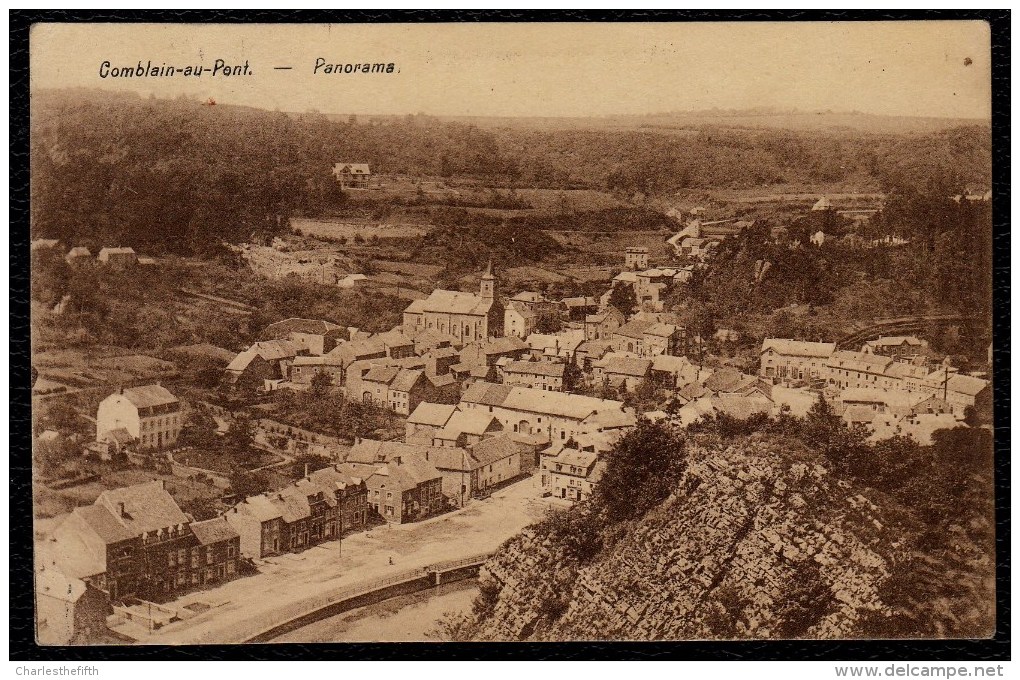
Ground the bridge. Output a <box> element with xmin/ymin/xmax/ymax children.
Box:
<box><xmin>836</xmin><ymin>314</ymin><xmax>974</xmax><ymax>350</ymax></box>
<box><xmin>242</xmin><ymin>552</ymin><xmax>492</xmax><ymax>643</ymax></box>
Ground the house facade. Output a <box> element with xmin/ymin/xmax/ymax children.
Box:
<box><xmin>96</xmin><ymin>385</ymin><xmax>182</xmax><ymax>452</ymax></box>
<box><xmin>48</xmin><ymin>481</ymin><xmax>240</xmax><ymax>602</ymax></box>
<box><xmin>224</xmin><ymin>467</ymin><xmax>369</xmax><ymax>559</ymax></box>
<box><xmin>759</xmin><ymin>339</ymin><xmax>837</xmax><ymax>382</ymax></box>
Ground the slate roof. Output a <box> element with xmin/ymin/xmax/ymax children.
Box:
<box><xmin>251</xmin><ymin>340</ymin><xmax>301</xmax><ymax>362</ymax></box>
<box><xmin>613</xmin><ymin>319</ymin><xmax>656</xmax><ymax>340</ymax></box>
<box><xmin>436</xmin><ymin>410</ymin><xmax>501</xmax><ymax>439</ymax></box>
<box><xmin>190</xmin><ymin>516</ymin><xmax>239</xmax><ymax>545</ymax></box>
<box><xmin>827</xmin><ymin>350</ymin><xmax>894</xmax><ymax>374</ymax></box>
<box><xmin>262</xmin><ymin>318</ymin><xmax>343</xmax><ymax>338</ymax></box>
<box><xmin>947</xmin><ymin>374</ymin><xmax>990</xmax><ymax>396</ymax></box>
<box><xmin>119</xmin><ymin>384</ymin><xmax>179</xmax><ymax>409</ymax></box>
<box><xmin>364</xmin><ymin>365</ymin><xmax>400</xmax><ymax>385</ymax></box>
<box><xmin>761</xmin><ymin>339</ymin><xmax>837</xmax><ymax>358</ymax></box>
<box><xmin>462</xmin><ymin>382</ymin><xmax>626</xmax><ymax>421</ymax></box>
<box><xmin>469</xmin><ymin>434</ymin><xmax>519</xmax><ymax>466</ymax></box>
<box><xmin>595</xmin><ymin>355</ymin><xmax>652</xmax><ymax>377</ymax></box>
<box><xmin>503</xmin><ymin>360</ymin><xmax>566</xmax><ymax>378</ymax></box>
<box><xmin>93</xmin><ymin>481</ymin><xmax>189</xmax><ymax>538</ymax></box>
<box><xmin>405</xmin><ymin>289</ymin><xmax>494</xmax><ymax>316</ymax></box>
<box><xmin>390</xmin><ymin>368</ymin><xmax>425</xmax><ymax>393</ymax></box>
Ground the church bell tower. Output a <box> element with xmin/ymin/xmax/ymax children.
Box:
<box><xmin>480</xmin><ymin>259</ymin><xmax>496</xmax><ymax>299</ymax></box>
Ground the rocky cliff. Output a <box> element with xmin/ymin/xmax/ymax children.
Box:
<box><xmin>458</xmin><ymin>432</ymin><xmax>993</xmax><ymax>641</ymax></box>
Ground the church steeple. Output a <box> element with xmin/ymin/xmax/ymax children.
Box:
<box><xmin>480</xmin><ymin>260</ymin><xmax>495</xmax><ymax>299</ymax></box>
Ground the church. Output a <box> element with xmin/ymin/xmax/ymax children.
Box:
<box><xmin>402</xmin><ymin>262</ymin><xmax>504</xmax><ymax>344</ymax></box>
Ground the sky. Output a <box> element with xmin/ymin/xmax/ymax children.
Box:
<box><xmin>30</xmin><ymin>21</ymin><xmax>992</xmax><ymax>119</ymax></box>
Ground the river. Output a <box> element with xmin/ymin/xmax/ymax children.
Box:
<box><xmin>273</xmin><ymin>580</ymin><xmax>479</xmax><ymax>643</ymax></box>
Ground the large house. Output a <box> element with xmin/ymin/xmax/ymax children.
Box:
<box><xmin>501</xmin><ymin>360</ymin><xmax>567</xmax><ymax>391</ymax></box>
<box><xmin>759</xmin><ymin>339</ymin><xmax>837</xmax><ymax>382</ymax></box>
<box><xmin>336</xmin><ymin>458</ymin><xmax>444</xmax><ymax>524</ymax></box>
<box><xmin>460</xmin><ymin>382</ymin><xmax>632</xmax><ymax>450</ymax></box>
<box><xmin>611</xmin><ymin>319</ymin><xmax>683</xmax><ymax>357</ymax></box>
<box><xmin>584</xmin><ymin>306</ymin><xmax>625</xmax><ymax>341</ymax></box>
<box><xmin>402</xmin><ymin>263</ymin><xmax>504</xmax><ymax>344</ymax></box>
<box><xmin>861</xmin><ymin>336</ymin><xmax>928</xmax><ymax>359</ymax></box>
<box><xmin>333</xmin><ymin>162</ymin><xmax>371</xmax><ymax>188</ymax></box>
<box><xmin>224</xmin><ymin>466</ymin><xmax>369</xmax><ymax>559</ymax></box>
<box><xmin>261</xmin><ymin>318</ymin><xmax>345</xmax><ymax>355</ymax></box>
<box><xmin>96</xmin><ymin>385</ymin><xmax>181</xmax><ymax>452</ymax></box>
<box><xmin>624</xmin><ymin>247</ymin><xmax>649</xmax><ymax>270</ymax></box>
<box><xmin>591</xmin><ymin>354</ymin><xmax>652</xmax><ymax>391</ymax></box>
<box><xmin>48</xmin><ymin>481</ymin><xmax>240</xmax><ymax>602</ymax></box>
<box><xmin>539</xmin><ymin>445</ymin><xmax>604</xmax><ymax>503</ymax></box>
<box><xmin>504</xmin><ymin>301</ymin><xmax>537</xmax><ymax>339</ymax></box>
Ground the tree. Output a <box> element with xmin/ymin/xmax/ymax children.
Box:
<box><xmin>178</xmin><ymin>410</ymin><xmax>219</xmax><ymax>450</ymax></box>
<box><xmin>223</xmin><ymin>415</ymin><xmax>255</xmax><ymax>454</ymax></box>
<box><xmin>309</xmin><ymin>371</ymin><xmax>333</xmax><ymax>398</ymax></box>
<box><xmin>591</xmin><ymin>420</ymin><xmax>687</xmax><ymax>525</ymax></box>
<box><xmin>534</xmin><ymin>309</ymin><xmax>563</xmax><ymax>334</ymax></box>
<box><xmin>608</xmin><ymin>283</ymin><xmax>638</xmax><ymax>318</ymax></box>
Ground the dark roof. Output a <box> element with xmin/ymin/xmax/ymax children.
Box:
<box><xmin>503</xmin><ymin>360</ymin><xmax>565</xmax><ymax>378</ymax></box>
<box><xmin>469</xmin><ymin>434</ymin><xmax>519</xmax><ymax>466</ymax></box>
<box><xmin>461</xmin><ymin>382</ymin><xmax>514</xmax><ymax>406</ymax></box>
<box><xmin>94</xmin><ymin>481</ymin><xmax>189</xmax><ymax>537</ymax></box>
<box><xmin>72</xmin><ymin>505</ymin><xmax>134</xmax><ymax>544</ymax></box>
<box><xmin>190</xmin><ymin>516</ymin><xmax>239</xmax><ymax>545</ymax></box>
<box><xmin>363</xmin><ymin>366</ymin><xmax>400</xmax><ymax>384</ymax></box>
<box><xmin>119</xmin><ymin>385</ymin><xmax>179</xmax><ymax>409</ymax></box>
<box><xmin>390</xmin><ymin>368</ymin><xmax>424</xmax><ymax>392</ymax></box>
<box><xmin>262</xmin><ymin>318</ymin><xmax>343</xmax><ymax>339</ymax></box>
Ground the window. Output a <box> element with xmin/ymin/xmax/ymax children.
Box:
<box><xmin>227</xmin><ymin>545</ymin><xmax>236</xmax><ymax>558</ymax></box>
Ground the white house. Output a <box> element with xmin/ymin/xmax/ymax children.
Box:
<box><xmin>96</xmin><ymin>385</ymin><xmax>181</xmax><ymax>451</ymax></box>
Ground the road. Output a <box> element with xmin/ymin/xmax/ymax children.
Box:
<box><xmin>139</xmin><ymin>474</ymin><xmax>552</xmax><ymax>644</ymax></box>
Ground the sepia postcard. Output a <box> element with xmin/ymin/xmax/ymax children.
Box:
<box><xmin>25</xmin><ymin>19</ymin><xmax>998</xmax><ymax>648</ymax></box>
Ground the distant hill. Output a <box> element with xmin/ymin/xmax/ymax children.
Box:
<box><xmin>31</xmin><ymin>89</ymin><xmax>991</xmax><ymax>255</ymax></box>
<box><xmin>360</xmin><ymin>109</ymin><xmax>988</xmax><ymax>136</ymax></box>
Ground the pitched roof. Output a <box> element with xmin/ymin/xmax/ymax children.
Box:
<box><xmin>327</xmin><ymin>338</ymin><xmax>387</xmax><ymax>367</ymax></box>
<box><xmin>375</xmin><ymin>328</ymin><xmax>416</xmax><ymax>348</ymax></box>
<box><xmin>66</xmin><ymin>246</ymin><xmax>91</xmax><ymax>258</ymax></box>
<box><xmin>225</xmin><ymin>349</ymin><xmax>262</xmax><ymax>373</ymax></box>
<box><xmin>335</xmin><ymin>163</ymin><xmax>371</xmax><ymax>174</ymax></box>
<box><xmin>406</xmin><ymin>289</ymin><xmax>494</xmax><ymax>316</ymax></box>
<box><xmin>368</xmin><ymin>457</ymin><xmax>442</xmax><ymax>490</ymax></box>
<box><xmin>362</xmin><ymin>365</ymin><xmax>399</xmax><ymax>385</ymax></box>
<box><xmin>562</xmin><ymin>296</ymin><xmax>597</xmax><ymax>308</ymax></box>
<box><xmin>462</xmin><ymin>382</ymin><xmax>626</xmax><ymax>421</ymax></box>
<box><xmin>99</xmin><ymin>247</ymin><xmax>136</xmax><ymax>257</ymax></box>
<box><xmin>461</xmin><ymin>382</ymin><xmax>514</xmax><ymax>406</ymax></box>
<box><xmin>614</xmin><ymin>319</ymin><xmax>656</xmax><ymax>340</ymax></box>
<box><xmin>262</xmin><ymin>318</ymin><xmax>343</xmax><ymax>338</ymax></box>
<box><xmin>595</xmin><ymin>355</ymin><xmax>652</xmax><ymax>377</ymax></box>
<box><xmin>251</xmin><ymin>339</ymin><xmax>301</xmax><ymax>362</ymax></box>
<box><xmin>190</xmin><ymin>516</ymin><xmax>239</xmax><ymax>545</ymax></box>
<box><xmin>947</xmin><ymin>374</ymin><xmax>989</xmax><ymax>396</ymax></box>
<box><xmin>118</xmin><ymin>384</ymin><xmax>178</xmax><ymax>409</ymax></box>
<box><xmin>407</xmin><ymin>402</ymin><xmax>458</xmax><ymax>427</ymax></box>
<box><xmin>827</xmin><ymin>350</ymin><xmax>894</xmax><ymax>374</ymax></box>
<box><xmin>468</xmin><ymin>434</ymin><xmax>519</xmax><ymax>466</ymax></box>
<box><xmin>292</xmin><ymin>354</ymin><xmax>345</xmax><ymax>366</ymax></box>
<box><xmin>761</xmin><ymin>339</ymin><xmax>836</xmax><ymax>358</ymax></box>
<box><xmin>71</xmin><ymin>504</ymin><xmax>135</xmax><ymax>544</ymax></box>
<box><xmin>551</xmin><ymin>448</ymin><xmax>598</xmax><ymax>469</ymax></box>
<box><xmin>506</xmin><ymin>301</ymin><xmax>536</xmax><ymax>319</ymax></box>
<box><xmin>866</xmin><ymin>336</ymin><xmax>924</xmax><ymax>348</ymax></box>
<box><xmin>503</xmin><ymin>360</ymin><xmax>566</xmax><ymax>378</ymax></box>
<box><xmin>427</xmin><ymin>373</ymin><xmax>457</xmax><ymax>388</ymax></box>
<box><xmin>465</xmin><ymin>336</ymin><xmax>529</xmax><ymax>356</ymax></box>
<box><xmin>390</xmin><ymin>368</ymin><xmax>425</xmax><ymax>392</ymax></box>
<box><xmin>435</xmin><ymin>410</ymin><xmax>501</xmax><ymax>440</ymax></box>
<box><xmin>94</xmin><ymin>481</ymin><xmax>189</xmax><ymax>537</ymax></box>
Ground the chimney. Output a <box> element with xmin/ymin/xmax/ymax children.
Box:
<box><xmin>304</xmin><ymin>463</ymin><xmax>309</xmax><ymax>479</ymax></box>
